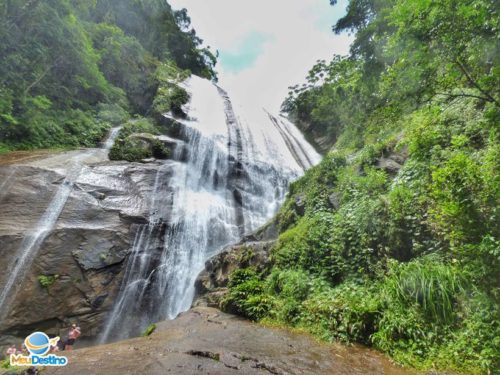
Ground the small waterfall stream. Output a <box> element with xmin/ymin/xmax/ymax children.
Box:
<box><xmin>0</xmin><ymin>127</ymin><xmax>122</xmax><ymax>318</ymax></box>
<box><xmin>0</xmin><ymin>167</ymin><xmax>18</xmax><ymax>203</ymax></box>
<box><xmin>100</xmin><ymin>77</ymin><xmax>321</xmax><ymax>342</ymax></box>
<box><xmin>267</xmin><ymin>113</ymin><xmax>317</xmax><ymax>170</ymax></box>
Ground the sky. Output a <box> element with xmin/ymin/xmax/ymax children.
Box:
<box><xmin>169</xmin><ymin>0</ymin><xmax>353</xmax><ymax>113</ymax></box>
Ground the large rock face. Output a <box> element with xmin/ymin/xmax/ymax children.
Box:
<box><xmin>0</xmin><ymin>153</ymin><xmax>174</xmax><ymax>344</ymax></box>
<box><xmin>194</xmin><ymin>240</ymin><xmax>275</xmax><ymax>309</ymax></box>
<box><xmin>41</xmin><ymin>307</ymin><xmax>412</xmax><ymax>375</ymax></box>
<box><xmin>0</xmin><ymin>75</ymin><xmax>323</xmax><ymax>350</ymax></box>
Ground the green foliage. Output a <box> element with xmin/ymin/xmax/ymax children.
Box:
<box><xmin>90</xmin><ymin>22</ymin><xmax>155</xmax><ymax>113</ymax></box>
<box><xmin>299</xmin><ymin>282</ymin><xmax>381</xmax><ymax>344</ymax></box>
<box><xmin>443</xmin><ymin>292</ymin><xmax>500</xmax><ymax>373</ymax></box>
<box><xmin>224</xmin><ymin>267</ymin><xmax>381</xmax><ymax>344</ymax></box>
<box><xmin>152</xmin><ymin>62</ymin><xmax>191</xmax><ymax>118</ymax></box>
<box><xmin>222</xmin><ymin>268</ymin><xmax>273</xmax><ymax>321</ymax></box>
<box><xmin>0</xmin><ymin>0</ymin><xmax>215</xmax><ymax>150</ymax></box>
<box><xmin>38</xmin><ymin>274</ymin><xmax>59</xmax><ymax>289</ymax></box>
<box><xmin>373</xmin><ymin>260</ymin><xmax>499</xmax><ymax>372</ymax></box>
<box><xmin>223</xmin><ymin>1</ymin><xmax>500</xmax><ymax>373</ymax></box>
<box><xmin>108</xmin><ymin>117</ymin><xmax>170</xmax><ymax>162</ymax></box>
<box><xmin>430</xmin><ymin>152</ymin><xmax>485</xmax><ymax>244</ymax></box>
<box><xmin>286</xmin><ymin>0</ymin><xmax>499</xmax><ymax>152</ymax></box>
<box><xmin>142</xmin><ymin>323</ymin><xmax>156</xmax><ymax>337</ymax></box>
<box><xmin>116</xmin><ymin>118</ymin><xmax>160</xmax><ymax>139</ymax></box>
<box><xmin>383</xmin><ymin>257</ymin><xmax>467</xmax><ymax>323</ymax></box>
<box><xmin>96</xmin><ymin>103</ymin><xmax>130</xmax><ymax>125</ymax></box>
<box><xmin>276</xmin><ymin>152</ymin><xmax>346</xmax><ymax>229</ymax></box>
<box><xmin>90</xmin><ymin>0</ymin><xmax>217</xmax><ymax>79</ymax></box>
<box><xmin>0</xmin><ymin>357</ymin><xmax>21</xmax><ymax>371</ymax></box>
<box><xmin>151</xmin><ymin>139</ymin><xmax>170</xmax><ymax>159</ymax></box>
<box><xmin>283</xmin><ymin>57</ymin><xmax>367</xmax><ymax>152</ymax></box>
<box><xmin>261</xmin><ymin>97</ymin><xmax>498</xmax><ymax>372</ymax></box>
<box><xmin>273</xmin><ymin>214</ymin><xmax>336</xmax><ymax>279</ymax></box>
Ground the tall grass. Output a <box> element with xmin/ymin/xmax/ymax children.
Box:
<box><xmin>383</xmin><ymin>256</ymin><xmax>468</xmax><ymax>323</ymax></box>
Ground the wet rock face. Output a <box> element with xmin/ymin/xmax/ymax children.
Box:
<box><xmin>72</xmin><ymin>234</ymin><xmax>128</xmax><ymax>271</ymax></box>
<box><xmin>0</xmin><ymin>159</ymin><xmax>174</xmax><ymax>344</ymax></box>
<box><xmin>42</xmin><ymin>307</ymin><xmax>412</xmax><ymax>375</ymax></box>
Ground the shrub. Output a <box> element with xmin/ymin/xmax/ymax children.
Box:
<box><xmin>108</xmin><ymin>117</ymin><xmax>170</xmax><ymax>162</ymax></box>
<box><xmin>151</xmin><ymin>138</ymin><xmax>170</xmax><ymax>159</ymax></box>
<box><xmin>299</xmin><ymin>282</ymin><xmax>381</xmax><ymax>344</ymax></box>
<box><xmin>221</xmin><ymin>268</ymin><xmax>272</xmax><ymax>321</ymax></box>
<box><xmin>440</xmin><ymin>292</ymin><xmax>500</xmax><ymax>373</ymax></box>
<box><xmin>372</xmin><ymin>300</ymin><xmax>436</xmax><ymax>368</ymax></box>
<box><xmin>429</xmin><ymin>152</ymin><xmax>485</xmax><ymax>246</ymax></box>
<box><xmin>109</xmin><ymin>138</ymin><xmax>152</xmax><ymax>162</ymax></box>
<box><xmin>382</xmin><ymin>257</ymin><xmax>467</xmax><ymax>323</ymax></box>
<box><xmin>370</xmin><ymin>257</ymin><xmax>488</xmax><ymax>370</ymax></box>
<box><xmin>142</xmin><ymin>323</ymin><xmax>156</xmax><ymax>337</ymax></box>
<box><xmin>152</xmin><ymin>62</ymin><xmax>191</xmax><ymax>117</ymax></box>
<box><xmin>117</xmin><ymin>118</ymin><xmax>159</xmax><ymax>139</ymax></box>
<box><xmin>266</xmin><ymin>269</ymin><xmax>312</xmax><ymax>301</ymax></box>
<box><xmin>38</xmin><ymin>275</ymin><xmax>59</xmax><ymax>289</ymax></box>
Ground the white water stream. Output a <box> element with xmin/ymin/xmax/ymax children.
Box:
<box><xmin>100</xmin><ymin>77</ymin><xmax>321</xmax><ymax>342</ymax></box>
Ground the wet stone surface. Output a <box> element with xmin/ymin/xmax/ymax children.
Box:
<box><xmin>42</xmin><ymin>307</ymin><xmax>414</xmax><ymax>375</ymax></box>
<box><xmin>0</xmin><ymin>155</ymin><xmax>174</xmax><ymax>343</ymax></box>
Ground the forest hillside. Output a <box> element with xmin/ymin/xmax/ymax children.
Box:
<box><xmin>0</xmin><ymin>0</ymin><xmax>216</xmax><ymax>152</ymax></box>
<box><xmin>220</xmin><ymin>1</ymin><xmax>499</xmax><ymax>373</ymax></box>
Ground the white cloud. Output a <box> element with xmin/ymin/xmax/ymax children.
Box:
<box><xmin>169</xmin><ymin>0</ymin><xmax>353</xmax><ymax>112</ymax></box>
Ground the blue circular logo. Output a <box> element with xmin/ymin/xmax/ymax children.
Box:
<box><xmin>25</xmin><ymin>332</ymin><xmax>51</xmax><ymax>356</ymax></box>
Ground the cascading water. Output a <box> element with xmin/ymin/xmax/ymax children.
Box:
<box><xmin>0</xmin><ymin>127</ymin><xmax>122</xmax><ymax>318</ymax></box>
<box><xmin>0</xmin><ymin>167</ymin><xmax>18</xmax><ymax>203</ymax></box>
<box><xmin>103</xmin><ymin>127</ymin><xmax>122</xmax><ymax>151</ymax></box>
<box><xmin>100</xmin><ymin>76</ymin><xmax>321</xmax><ymax>342</ymax></box>
<box><xmin>267</xmin><ymin>113</ymin><xmax>318</xmax><ymax>170</ymax></box>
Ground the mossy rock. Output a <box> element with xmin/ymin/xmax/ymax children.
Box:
<box><xmin>109</xmin><ymin>133</ymin><xmax>170</xmax><ymax>162</ymax></box>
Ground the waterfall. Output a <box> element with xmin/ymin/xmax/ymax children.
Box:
<box><xmin>267</xmin><ymin>113</ymin><xmax>317</xmax><ymax>170</ymax></box>
<box><xmin>0</xmin><ymin>127</ymin><xmax>122</xmax><ymax>319</ymax></box>
<box><xmin>100</xmin><ymin>76</ymin><xmax>321</xmax><ymax>342</ymax></box>
<box><xmin>0</xmin><ymin>167</ymin><xmax>18</xmax><ymax>203</ymax></box>
<box><xmin>103</xmin><ymin>127</ymin><xmax>122</xmax><ymax>151</ymax></box>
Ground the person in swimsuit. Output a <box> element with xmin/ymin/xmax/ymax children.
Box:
<box><xmin>64</xmin><ymin>324</ymin><xmax>81</xmax><ymax>350</ymax></box>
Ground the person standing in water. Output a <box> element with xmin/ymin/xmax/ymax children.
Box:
<box><xmin>64</xmin><ymin>324</ymin><xmax>81</xmax><ymax>350</ymax></box>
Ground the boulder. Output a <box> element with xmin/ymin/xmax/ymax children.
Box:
<box><xmin>194</xmin><ymin>241</ymin><xmax>275</xmax><ymax>308</ymax></box>
<box><xmin>328</xmin><ymin>192</ymin><xmax>341</xmax><ymax>210</ymax></box>
<box><xmin>294</xmin><ymin>193</ymin><xmax>306</xmax><ymax>216</ymax></box>
<box><xmin>375</xmin><ymin>146</ymin><xmax>409</xmax><ymax>175</ymax></box>
<box><xmin>0</xmin><ymin>156</ymin><xmax>174</xmax><ymax>343</ymax></box>
<box><xmin>376</xmin><ymin>157</ymin><xmax>402</xmax><ymax>175</ymax></box>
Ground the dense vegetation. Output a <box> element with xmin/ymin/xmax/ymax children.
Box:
<box><xmin>108</xmin><ymin>62</ymin><xmax>190</xmax><ymax>162</ymax></box>
<box><xmin>0</xmin><ymin>0</ymin><xmax>216</xmax><ymax>152</ymax></box>
<box><xmin>224</xmin><ymin>0</ymin><xmax>499</xmax><ymax>373</ymax></box>
<box><xmin>1</xmin><ymin>0</ymin><xmax>497</xmax><ymax>372</ymax></box>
